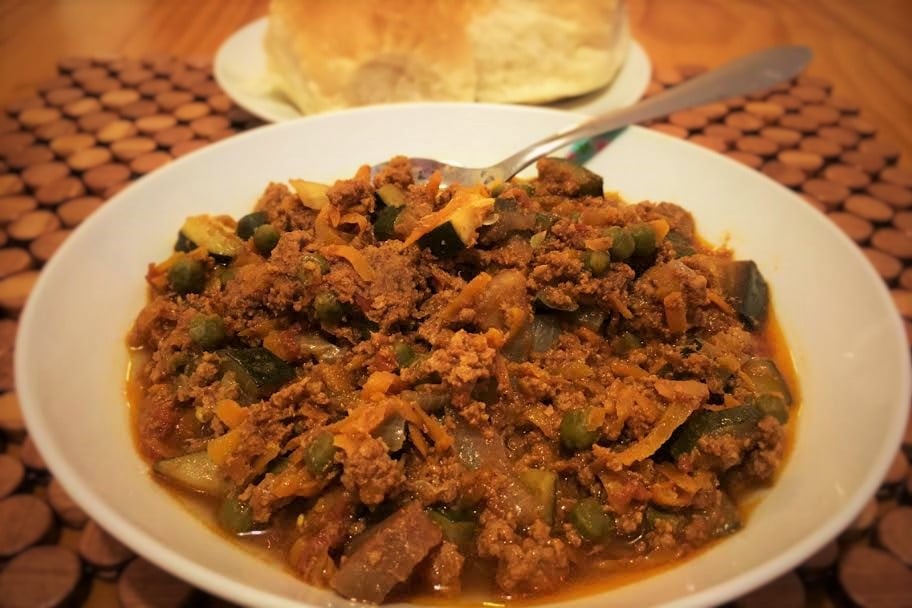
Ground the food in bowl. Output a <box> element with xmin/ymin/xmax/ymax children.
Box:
<box><xmin>263</xmin><ymin>0</ymin><xmax>630</xmax><ymax>114</ymax></box>
<box><xmin>127</xmin><ymin>156</ymin><xmax>796</xmax><ymax>604</ymax></box>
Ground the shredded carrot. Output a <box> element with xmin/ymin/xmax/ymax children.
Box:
<box><xmin>262</xmin><ymin>330</ymin><xmax>297</xmax><ymax>361</ymax></box>
<box><xmin>403</xmin><ymin>186</ymin><xmax>494</xmax><ymax>247</ymax></box>
<box><xmin>656</xmin><ymin>462</ymin><xmax>711</xmax><ymax>494</ymax></box>
<box><xmin>339</xmin><ymin>212</ymin><xmax>370</xmax><ymax>232</ymax></box>
<box><xmin>610</xmin><ymin>361</ymin><xmax>649</xmax><ymax>378</ymax></box>
<box><xmin>360</xmin><ymin>371</ymin><xmax>399</xmax><ymax>401</ymax></box>
<box><xmin>503</xmin><ymin>307</ymin><xmax>528</xmax><ymax>342</ymax></box>
<box><xmin>207</xmin><ymin>428</ymin><xmax>241</xmax><ymax>465</ymax></box>
<box><xmin>314</xmin><ymin>207</ymin><xmax>347</xmax><ymax>244</ymax></box>
<box><xmin>393</xmin><ymin>401</ymin><xmax>422</xmax><ymax>426</ymax></box>
<box><xmin>494</xmin><ymin>355</ymin><xmax>512</xmax><ymax>398</ymax></box>
<box><xmin>396</xmin><ymin>400</ymin><xmax>453</xmax><ymax>452</ymax></box>
<box><xmin>707</xmin><ymin>290</ymin><xmax>735</xmax><ymax>314</ymax></box>
<box><xmin>214</xmin><ymin>399</ymin><xmax>247</xmax><ymax>429</ymax></box>
<box><xmin>654</xmin><ymin>379</ymin><xmax>708</xmax><ymax>401</ymax></box>
<box><xmin>723</xmin><ymin>394</ymin><xmax>741</xmax><ymax>408</ymax></box>
<box><xmin>441</xmin><ymin>272</ymin><xmax>492</xmax><ymax>321</ymax></box>
<box><xmin>609</xmin><ymin>294</ymin><xmax>634</xmax><ymax>319</ymax></box>
<box><xmin>272</xmin><ymin>471</ymin><xmax>323</xmax><ymax>499</ymax></box>
<box><xmin>576</xmin><ymin>327</ymin><xmax>601</xmax><ymax>345</ymax></box>
<box><xmin>252</xmin><ymin>443</ymin><xmax>281</xmax><ymax>474</ymax></box>
<box><xmin>664</xmin><ymin>291</ymin><xmax>687</xmax><ymax>334</ymax></box>
<box><xmin>409</xmin><ymin>423</ymin><xmax>429</xmax><ymax>457</ymax></box>
<box><xmin>332</xmin><ymin>434</ymin><xmax>359</xmax><ymax>453</ymax></box>
<box><xmin>354</xmin><ymin>164</ymin><xmax>371</xmax><ymax>183</ymax></box>
<box><xmin>320</xmin><ymin>244</ymin><xmax>374</xmax><ymax>281</ymax></box>
<box><xmin>425</xmin><ymin>170</ymin><xmax>443</xmax><ymax>196</ymax></box>
<box><xmin>416</xmin><ymin>407</ymin><xmax>453</xmax><ymax>452</ymax></box>
<box><xmin>330</xmin><ymin>402</ymin><xmax>390</xmax><ymax>435</ymax></box>
<box><xmin>595</xmin><ymin>400</ymin><xmax>696</xmax><ymax>469</ymax></box>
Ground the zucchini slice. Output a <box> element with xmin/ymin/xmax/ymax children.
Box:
<box><xmin>404</xmin><ymin>187</ymin><xmax>494</xmax><ymax>257</ymax></box>
<box><xmin>373</xmin><ymin>205</ymin><xmax>403</xmax><ymax>241</ymax></box>
<box><xmin>219</xmin><ymin>347</ymin><xmax>296</xmax><ymax>401</ymax></box>
<box><xmin>375</xmin><ymin>183</ymin><xmax>407</xmax><ymax>208</ymax></box>
<box><xmin>742</xmin><ymin>357</ymin><xmax>792</xmax><ymax>405</ymax></box>
<box><xmin>540</xmin><ymin>158</ymin><xmax>604</xmax><ymax>197</ymax></box>
<box><xmin>668</xmin><ymin>403</ymin><xmax>764</xmax><ymax>458</ymax></box>
<box><xmin>180</xmin><ymin>215</ymin><xmax>244</xmax><ymax>258</ymax></box>
<box><xmin>724</xmin><ymin>260</ymin><xmax>769</xmax><ymax>329</ymax></box>
<box><xmin>416</xmin><ymin>217</ymin><xmax>469</xmax><ymax>257</ymax></box>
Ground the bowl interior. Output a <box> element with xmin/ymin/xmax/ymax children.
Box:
<box><xmin>16</xmin><ymin>103</ymin><xmax>910</xmax><ymax>608</ymax></box>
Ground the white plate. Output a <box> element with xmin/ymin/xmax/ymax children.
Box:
<box><xmin>214</xmin><ymin>17</ymin><xmax>652</xmax><ymax>122</ymax></box>
<box><xmin>17</xmin><ymin>103</ymin><xmax>910</xmax><ymax>608</ymax></box>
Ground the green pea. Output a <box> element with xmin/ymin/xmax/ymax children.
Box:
<box><xmin>517</xmin><ymin>182</ymin><xmax>535</xmax><ymax>196</ymax></box>
<box><xmin>604</xmin><ymin>226</ymin><xmax>635</xmax><ymax>260</ymax></box>
<box><xmin>534</xmin><ymin>212</ymin><xmax>558</xmax><ymax>231</ymax></box>
<box><xmin>313</xmin><ymin>291</ymin><xmax>343</xmax><ymax>325</ymax></box>
<box><xmin>188</xmin><ymin>314</ymin><xmax>226</xmax><ymax>350</ymax></box>
<box><xmin>236</xmin><ymin>212</ymin><xmax>268</xmax><ymax>240</ymax></box>
<box><xmin>298</xmin><ymin>253</ymin><xmax>330</xmax><ymax>285</ymax></box>
<box><xmin>217</xmin><ymin>496</ymin><xmax>253</xmax><ymax>534</ymax></box>
<box><xmin>253</xmin><ymin>224</ymin><xmax>280</xmax><ymax>255</ymax></box>
<box><xmin>304</xmin><ymin>431</ymin><xmax>336</xmax><ymax>475</ymax></box>
<box><xmin>393</xmin><ymin>341</ymin><xmax>416</xmax><ymax>368</ymax></box>
<box><xmin>570</xmin><ymin>497</ymin><xmax>614</xmax><ymax>541</ymax></box>
<box><xmin>630</xmin><ymin>223</ymin><xmax>657</xmax><ymax>257</ymax></box>
<box><xmin>560</xmin><ymin>408</ymin><xmax>599</xmax><ymax>450</ymax></box>
<box><xmin>583</xmin><ymin>250</ymin><xmax>611</xmax><ymax>276</ymax></box>
<box><xmin>167</xmin><ymin>257</ymin><xmax>206</xmax><ymax>294</ymax></box>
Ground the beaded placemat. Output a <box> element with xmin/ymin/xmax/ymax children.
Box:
<box><xmin>0</xmin><ymin>55</ymin><xmax>909</xmax><ymax>608</ymax></box>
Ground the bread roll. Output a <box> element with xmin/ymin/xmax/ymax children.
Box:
<box><xmin>264</xmin><ymin>0</ymin><xmax>629</xmax><ymax>114</ymax></box>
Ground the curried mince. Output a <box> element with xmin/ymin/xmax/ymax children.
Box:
<box><xmin>127</xmin><ymin>156</ymin><xmax>796</xmax><ymax>604</ymax></box>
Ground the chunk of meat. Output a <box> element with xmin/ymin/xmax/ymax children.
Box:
<box><xmin>330</xmin><ymin>502</ymin><xmax>443</xmax><ymax>603</ymax></box>
<box><xmin>373</xmin><ymin>155</ymin><xmax>413</xmax><ymax>188</ymax></box>
<box><xmin>423</xmin><ymin>541</ymin><xmax>464</xmax><ymax>596</ymax></box>
<box><xmin>288</xmin><ymin>489</ymin><xmax>355</xmax><ymax>585</ymax></box>
<box><xmin>340</xmin><ymin>434</ymin><xmax>404</xmax><ymax>506</ymax></box>
<box><xmin>476</xmin><ymin>517</ymin><xmax>570</xmax><ymax>595</ymax></box>
<box><xmin>255</xmin><ymin>182</ymin><xmax>317</xmax><ymax>232</ymax></box>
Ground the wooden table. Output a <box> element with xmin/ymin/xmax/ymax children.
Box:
<box><xmin>0</xmin><ymin>0</ymin><xmax>910</xmax><ymax>164</ymax></box>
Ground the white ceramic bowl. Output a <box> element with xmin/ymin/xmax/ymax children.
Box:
<box><xmin>17</xmin><ymin>104</ymin><xmax>910</xmax><ymax>608</ymax></box>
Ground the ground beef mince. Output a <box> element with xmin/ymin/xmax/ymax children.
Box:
<box><xmin>128</xmin><ymin>157</ymin><xmax>797</xmax><ymax>604</ymax></box>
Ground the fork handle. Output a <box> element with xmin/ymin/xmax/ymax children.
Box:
<box><xmin>488</xmin><ymin>45</ymin><xmax>812</xmax><ymax>183</ymax></box>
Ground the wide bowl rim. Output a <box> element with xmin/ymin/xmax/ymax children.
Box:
<box><xmin>15</xmin><ymin>101</ymin><xmax>911</xmax><ymax>608</ymax></box>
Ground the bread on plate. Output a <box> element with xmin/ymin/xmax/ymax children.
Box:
<box><xmin>264</xmin><ymin>0</ymin><xmax>630</xmax><ymax>114</ymax></box>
